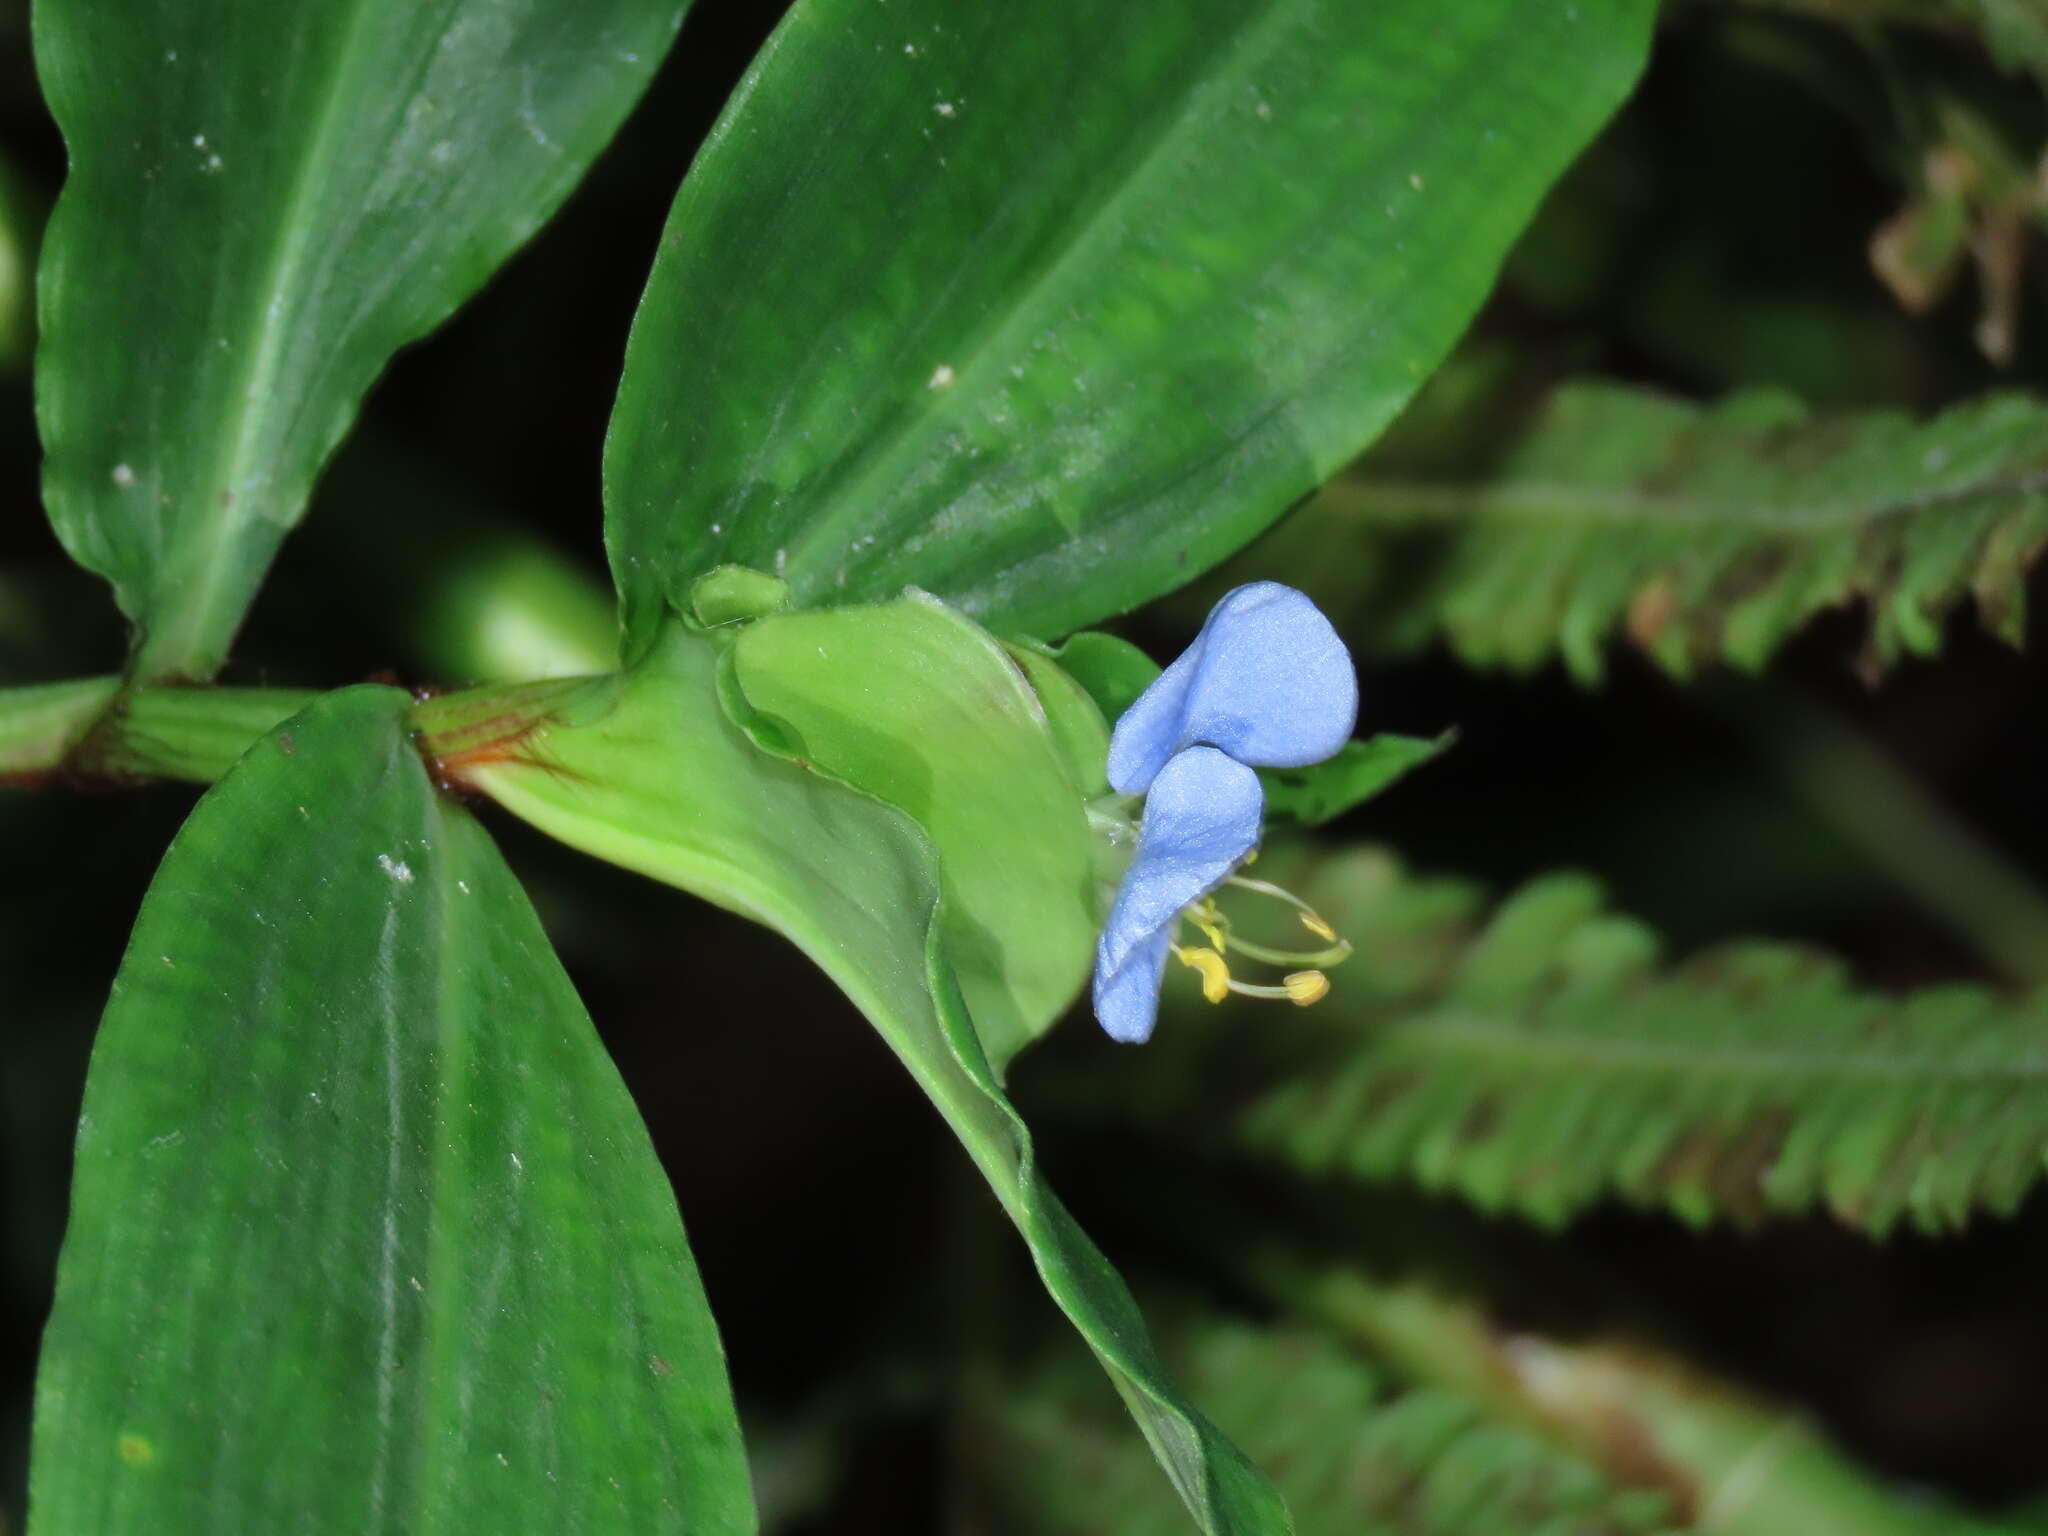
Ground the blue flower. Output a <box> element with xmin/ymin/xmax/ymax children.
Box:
<box><xmin>1092</xmin><ymin>583</ymin><xmax>1358</xmax><ymax>1044</ymax></box>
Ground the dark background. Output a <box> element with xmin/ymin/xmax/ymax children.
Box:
<box><xmin>4</xmin><ymin>2</ymin><xmax>2048</xmax><ymax>1529</ymax></box>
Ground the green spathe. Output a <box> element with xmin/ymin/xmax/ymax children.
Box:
<box><xmin>446</xmin><ymin>619</ymin><xmax>1292</xmax><ymax>1533</ymax></box>
<box><xmin>730</xmin><ymin>592</ymin><xmax>1102</xmax><ymax>1068</ymax></box>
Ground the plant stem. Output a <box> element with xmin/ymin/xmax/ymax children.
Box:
<box><xmin>0</xmin><ymin>677</ymin><xmax>119</xmax><ymax>781</ymax></box>
<box><xmin>0</xmin><ymin>679</ymin><xmax>320</xmax><ymax>785</ymax></box>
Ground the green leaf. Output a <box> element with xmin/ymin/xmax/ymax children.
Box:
<box><xmin>604</xmin><ymin>0</ymin><xmax>1657</xmax><ymax>660</ymax></box>
<box><xmin>31</xmin><ymin>688</ymin><xmax>754</xmax><ymax>1534</ymax></box>
<box><xmin>730</xmin><ymin>593</ymin><xmax>1103</xmax><ymax>1069</ymax></box>
<box><xmin>1050</xmin><ymin>844</ymin><xmax>2048</xmax><ymax>1237</ymax></box>
<box><xmin>1259</xmin><ymin>733</ymin><xmax>1453</xmax><ymax>828</ymax></box>
<box><xmin>971</xmin><ymin>1310</ymin><xmax>1681</xmax><ymax>1536</ymax></box>
<box><xmin>1048</xmin><ymin>632</ymin><xmax>1161</xmax><ymax>732</ymax></box>
<box><xmin>428</xmin><ymin>626</ymin><xmax>1291</xmax><ymax>1533</ymax></box>
<box><xmin>1256</xmin><ymin>383</ymin><xmax>2048</xmax><ymax>682</ymax></box>
<box><xmin>34</xmin><ymin>0</ymin><xmax>687</xmax><ymax>682</ymax></box>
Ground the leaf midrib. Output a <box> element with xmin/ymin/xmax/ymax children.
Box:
<box><xmin>151</xmin><ymin>0</ymin><xmax>456</xmax><ymax>678</ymax></box>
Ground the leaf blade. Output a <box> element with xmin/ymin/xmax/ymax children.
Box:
<box><xmin>30</xmin><ymin>688</ymin><xmax>754</xmax><ymax>1534</ymax></box>
<box><xmin>604</xmin><ymin>0</ymin><xmax>1656</xmax><ymax>656</ymax></box>
<box><xmin>34</xmin><ymin>0</ymin><xmax>687</xmax><ymax>680</ymax></box>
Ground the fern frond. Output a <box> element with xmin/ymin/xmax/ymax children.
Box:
<box><xmin>1251</xmin><ymin>384</ymin><xmax>2048</xmax><ymax>681</ymax></box>
<box><xmin>966</xmin><ymin>1311</ymin><xmax>1682</xmax><ymax>1536</ymax></box>
<box><xmin>1066</xmin><ymin>847</ymin><xmax>2048</xmax><ymax>1236</ymax></box>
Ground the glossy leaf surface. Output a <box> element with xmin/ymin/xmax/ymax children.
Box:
<box><xmin>34</xmin><ymin>0</ymin><xmax>686</xmax><ymax>680</ymax></box>
<box><xmin>606</xmin><ymin>0</ymin><xmax>1656</xmax><ymax>657</ymax></box>
<box><xmin>439</xmin><ymin>627</ymin><xmax>1291</xmax><ymax>1533</ymax></box>
<box><xmin>31</xmin><ymin>689</ymin><xmax>753</xmax><ymax>1534</ymax></box>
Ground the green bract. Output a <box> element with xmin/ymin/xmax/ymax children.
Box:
<box><xmin>423</xmin><ymin>615</ymin><xmax>1287</xmax><ymax>1531</ymax></box>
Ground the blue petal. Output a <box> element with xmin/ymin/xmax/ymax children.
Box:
<box><xmin>1092</xmin><ymin>924</ymin><xmax>1174</xmax><ymax>1046</ymax></box>
<box><xmin>1106</xmin><ymin>582</ymin><xmax>1358</xmax><ymax>795</ymax></box>
<box><xmin>1092</xmin><ymin>746</ymin><xmax>1263</xmax><ymax>1043</ymax></box>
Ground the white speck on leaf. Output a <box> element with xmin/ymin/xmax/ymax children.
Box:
<box><xmin>378</xmin><ymin>854</ymin><xmax>413</xmax><ymax>884</ymax></box>
<box><xmin>456</xmin><ymin>879</ymin><xmax>471</xmax><ymax>894</ymax></box>
<box><xmin>934</xmin><ymin>101</ymin><xmax>955</xmax><ymax>117</ymax></box>
<box><xmin>112</xmin><ymin>464</ymin><xmax>136</xmax><ymax>488</ymax></box>
<box><xmin>929</xmin><ymin>364</ymin><xmax>956</xmax><ymax>389</ymax></box>
<box><xmin>510</xmin><ymin>1152</ymin><xmax>524</xmax><ymax>1171</ymax></box>
<box><xmin>1409</xmin><ymin>172</ymin><xmax>1424</xmax><ymax>190</ymax></box>
<box><xmin>192</xmin><ymin>133</ymin><xmax>206</xmax><ymax>148</ymax></box>
<box><xmin>1254</xmin><ymin>100</ymin><xmax>1272</xmax><ymax>120</ymax></box>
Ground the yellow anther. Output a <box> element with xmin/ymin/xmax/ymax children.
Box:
<box><xmin>1171</xmin><ymin>944</ymin><xmax>1232</xmax><ymax>1004</ymax></box>
<box><xmin>1193</xmin><ymin>897</ymin><xmax>1229</xmax><ymax>952</ymax></box>
<box><xmin>1299</xmin><ymin>910</ymin><xmax>1337</xmax><ymax>943</ymax></box>
<box><xmin>1283</xmin><ymin>970</ymin><xmax>1330</xmax><ymax>1006</ymax></box>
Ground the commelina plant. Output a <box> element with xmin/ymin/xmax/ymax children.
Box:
<box><xmin>9</xmin><ymin>0</ymin><xmax>2048</xmax><ymax>1533</ymax></box>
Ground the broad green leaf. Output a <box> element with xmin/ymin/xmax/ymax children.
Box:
<box><xmin>31</xmin><ymin>688</ymin><xmax>754</xmax><ymax>1534</ymax></box>
<box><xmin>604</xmin><ymin>0</ymin><xmax>1657</xmax><ymax>660</ymax></box>
<box><xmin>1249</xmin><ymin>383</ymin><xmax>2048</xmax><ymax>682</ymax></box>
<box><xmin>428</xmin><ymin>627</ymin><xmax>1291</xmax><ymax>1533</ymax></box>
<box><xmin>731</xmin><ymin>594</ymin><xmax>1101</xmax><ymax>1068</ymax></box>
<box><xmin>34</xmin><ymin>0</ymin><xmax>687</xmax><ymax>682</ymax></box>
<box><xmin>1259</xmin><ymin>733</ymin><xmax>1454</xmax><ymax>828</ymax></box>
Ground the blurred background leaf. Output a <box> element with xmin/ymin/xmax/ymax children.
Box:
<box><xmin>1218</xmin><ymin>383</ymin><xmax>2048</xmax><ymax>682</ymax></box>
<box><xmin>1033</xmin><ymin>842</ymin><xmax>2048</xmax><ymax>1237</ymax></box>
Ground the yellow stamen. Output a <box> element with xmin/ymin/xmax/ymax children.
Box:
<box><xmin>1192</xmin><ymin>896</ymin><xmax>1228</xmax><ymax>953</ymax></box>
<box><xmin>1171</xmin><ymin>944</ymin><xmax>1232</xmax><ymax>1004</ymax></box>
<box><xmin>1283</xmin><ymin>970</ymin><xmax>1330</xmax><ymax>1006</ymax></box>
<box><xmin>1226</xmin><ymin>873</ymin><xmax>1336</xmax><ymax>943</ymax></box>
<box><xmin>1224</xmin><ymin>932</ymin><xmax>1353</xmax><ymax>969</ymax></box>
